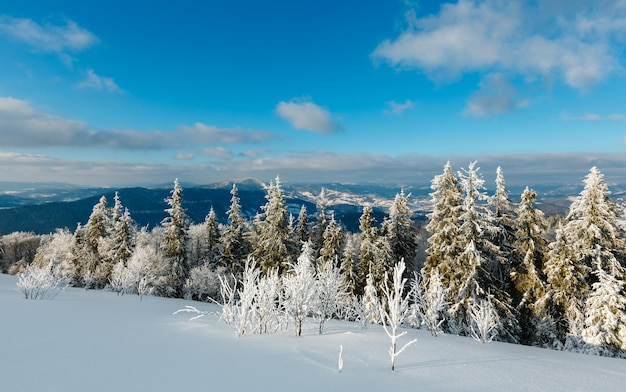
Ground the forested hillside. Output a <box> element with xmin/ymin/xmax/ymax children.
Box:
<box><xmin>4</xmin><ymin>164</ymin><xmax>626</xmax><ymax>358</ymax></box>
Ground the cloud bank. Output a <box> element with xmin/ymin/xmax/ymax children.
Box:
<box><xmin>0</xmin><ymin>97</ymin><xmax>276</xmax><ymax>149</ymax></box>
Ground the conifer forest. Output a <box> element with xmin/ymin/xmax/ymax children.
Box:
<box><xmin>4</xmin><ymin>162</ymin><xmax>626</xmax><ymax>359</ymax></box>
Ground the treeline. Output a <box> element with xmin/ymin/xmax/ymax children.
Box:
<box><xmin>2</xmin><ymin>163</ymin><xmax>626</xmax><ymax>358</ymax></box>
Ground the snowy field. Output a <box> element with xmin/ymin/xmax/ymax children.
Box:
<box><xmin>0</xmin><ymin>273</ymin><xmax>624</xmax><ymax>392</ymax></box>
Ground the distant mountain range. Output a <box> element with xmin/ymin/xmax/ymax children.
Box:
<box><xmin>0</xmin><ymin>178</ymin><xmax>617</xmax><ymax>235</ymax></box>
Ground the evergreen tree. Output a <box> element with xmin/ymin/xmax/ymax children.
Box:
<box><xmin>204</xmin><ymin>206</ymin><xmax>221</xmax><ymax>265</ymax></box>
<box><xmin>510</xmin><ymin>187</ymin><xmax>548</xmax><ymax>343</ymax></box>
<box><xmin>83</xmin><ymin>195</ymin><xmax>111</xmax><ymax>287</ymax></box>
<box><xmin>252</xmin><ymin>176</ymin><xmax>292</xmax><ymax>275</ymax></box>
<box><xmin>451</xmin><ymin>162</ymin><xmax>519</xmax><ymax>342</ymax></box>
<box><xmin>423</xmin><ymin>162</ymin><xmax>464</xmax><ymax>288</ymax></box>
<box><xmin>310</xmin><ymin>188</ymin><xmax>329</xmax><ymax>257</ymax></box>
<box><xmin>318</xmin><ymin>213</ymin><xmax>343</xmax><ymax>267</ymax></box>
<box><xmin>384</xmin><ymin>190</ymin><xmax>418</xmax><ymax>269</ymax></box>
<box><xmin>160</xmin><ymin>178</ymin><xmax>190</xmax><ymax>296</ymax></box>
<box><xmin>220</xmin><ymin>184</ymin><xmax>250</xmax><ymax>277</ymax></box>
<box><xmin>582</xmin><ymin>252</ymin><xmax>626</xmax><ymax>356</ymax></box>
<box><xmin>104</xmin><ymin>192</ymin><xmax>135</xmax><ymax>268</ymax></box>
<box><xmin>295</xmin><ymin>204</ymin><xmax>309</xmax><ymax>244</ymax></box>
<box><xmin>340</xmin><ymin>233</ymin><xmax>360</xmax><ymax>296</ymax></box>
<box><xmin>490</xmin><ymin>167</ymin><xmax>516</xmax><ymax>281</ymax></box>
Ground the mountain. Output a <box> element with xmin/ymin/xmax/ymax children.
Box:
<box><xmin>0</xmin><ymin>179</ymin><xmax>592</xmax><ymax>235</ymax></box>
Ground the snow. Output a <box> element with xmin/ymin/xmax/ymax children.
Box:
<box><xmin>0</xmin><ymin>273</ymin><xmax>623</xmax><ymax>392</ymax></box>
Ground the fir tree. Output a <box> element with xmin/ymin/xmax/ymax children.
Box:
<box><xmin>295</xmin><ymin>204</ymin><xmax>309</xmax><ymax>244</ymax></box>
<box><xmin>582</xmin><ymin>252</ymin><xmax>626</xmax><ymax>356</ymax></box>
<box><xmin>252</xmin><ymin>176</ymin><xmax>292</xmax><ymax>275</ymax></box>
<box><xmin>318</xmin><ymin>213</ymin><xmax>343</xmax><ymax>267</ymax></box>
<box><xmin>384</xmin><ymin>190</ymin><xmax>418</xmax><ymax>269</ymax></box>
<box><xmin>510</xmin><ymin>187</ymin><xmax>548</xmax><ymax>344</ymax></box>
<box><xmin>340</xmin><ymin>233</ymin><xmax>360</xmax><ymax>296</ymax></box>
<box><xmin>160</xmin><ymin>179</ymin><xmax>190</xmax><ymax>296</ymax></box>
<box><xmin>358</xmin><ymin>205</ymin><xmax>388</xmax><ymax>293</ymax></box>
<box><xmin>204</xmin><ymin>206</ymin><xmax>221</xmax><ymax>265</ymax></box>
<box><xmin>423</xmin><ymin>162</ymin><xmax>464</xmax><ymax>289</ymax></box>
<box><xmin>220</xmin><ymin>184</ymin><xmax>250</xmax><ymax>277</ymax></box>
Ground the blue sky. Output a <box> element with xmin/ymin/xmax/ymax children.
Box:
<box><xmin>1</xmin><ymin>0</ymin><xmax>626</xmax><ymax>187</ymax></box>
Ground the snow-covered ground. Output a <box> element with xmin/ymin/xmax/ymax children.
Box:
<box><xmin>1</xmin><ymin>273</ymin><xmax>623</xmax><ymax>392</ymax></box>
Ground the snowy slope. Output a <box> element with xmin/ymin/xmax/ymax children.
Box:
<box><xmin>0</xmin><ymin>273</ymin><xmax>623</xmax><ymax>392</ymax></box>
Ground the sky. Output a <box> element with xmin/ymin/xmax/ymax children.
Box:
<box><xmin>1</xmin><ymin>0</ymin><xmax>626</xmax><ymax>187</ymax></box>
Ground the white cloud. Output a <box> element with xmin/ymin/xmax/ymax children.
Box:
<box><xmin>0</xmin><ymin>97</ymin><xmax>276</xmax><ymax>149</ymax></box>
<box><xmin>76</xmin><ymin>69</ymin><xmax>122</xmax><ymax>93</ymax></box>
<box><xmin>464</xmin><ymin>73</ymin><xmax>528</xmax><ymax>117</ymax></box>
<box><xmin>384</xmin><ymin>99</ymin><xmax>416</xmax><ymax>115</ymax></box>
<box><xmin>1</xmin><ymin>150</ymin><xmax>624</xmax><ymax>187</ymax></box>
<box><xmin>175</xmin><ymin>152</ymin><xmax>194</xmax><ymax>160</ymax></box>
<box><xmin>562</xmin><ymin>112</ymin><xmax>626</xmax><ymax>122</ymax></box>
<box><xmin>0</xmin><ymin>15</ymin><xmax>97</xmax><ymax>52</ymax></box>
<box><xmin>372</xmin><ymin>0</ymin><xmax>624</xmax><ymax>90</ymax></box>
<box><xmin>201</xmin><ymin>147</ymin><xmax>234</xmax><ymax>160</ymax></box>
<box><xmin>275</xmin><ymin>98</ymin><xmax>341</xmax><ymax>134</ymax></box>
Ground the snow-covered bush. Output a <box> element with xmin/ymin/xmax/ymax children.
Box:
<box><xmin>255</xmin><ymin>267</ymin><xmax>283</xmax><ymax>334</ymax></box>
<box><xmin>183</xmin><ymin>264</ymin><xmax>225</xmax><ymax>302</ymax></box>
<box><xmin>283</xmin><ymin>243</ymin><xmax>318</xmax><ymax>336</ymax></box>
<box><xmin>470</xmin><ymin>296</ymin><xmax>499</xmax><ymax>343</ymax></box>
<box><xmin>313</xmin><ymin>258</ymin><xmax>349</xmax><ymax>334</ymax></box>
<box><xmin>17</xmin><ymin>261</ymin><xmax>70</xmax><ymax>300</ymax></box>
<box><xmin>412</xmin><ymin>270</ymin><xmax>447</xmax><ymax>336</ymax></box>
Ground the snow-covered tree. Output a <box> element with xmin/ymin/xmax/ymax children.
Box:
<box><xmin>220</xmin><ymin>184</ymin><xmax>250</xmax><ymax>277</ymax></box>
<box><xmin>423</xmin><ymin>162</ymin><xmax>463</xmax><ymax>289</ymax></box>
<box><xmin>314</xmin><ymin>257</ymin><xmax>349</xmax><ymax>334</ymax></box>
<box><xmin>283</xmin><ymin>242</ymin><xmax>318</xmax><ymax>336</ymax></box>
<box><xmin>252</xmin><ymin>176</ymin><xmax>292</xmax><ymax>275</ymax></box>
<box><xmin>412</xmin><ymin>269</ymin><xmax>447</xmax><ymax>336</ymax></box>
<box><xmin>469</xmin><ymin>295</ymin><xmax>499</xmax><ymax>343</ymax></box>
<box><xmin>582</xmin><ymin>252</ymin><xmax>626</xmax><ymax>356</ymax></box>
<box><xmin>379</xmin><ymin>260</ymin><xmax>417</xmax><ymax>372</ymax></box>
<box><xmin>102</xmin><ymin>193</ymin><xmax>135</xmax><ymax>269</ymax></box>
<box><xmin>384</xmin><ymin>190</ymin><xmax>418</xmax><ymax>268</ymax></box>
<box><xmin>340</xmin><ymin>233</ymin><xmax>359</xmax><ymax>296</ymax></box>
<box><xmin>362</xmin><ymin>272</ymin><xmax>381</xmax><ymax>324</ymax></box>
<box><xmin>255</xmin><ymin>267</ymin><xmax>282</xmax><ymax>334</ymax></box>
<box><xmin>511</xmin><ymin>187</ymin><xmax>549</xmax><ymax>343</ymax></box>
<box><xmin>17</xmin><ymin>260</ymin><xmax>70</xmax><ymax>300</ymax></box>
<box><xmin>83</xmin><ymin>195</ymin><xmax>111</xmax><ymax>287</ymax></box>
<box><xmin>160</xmin><ymin>179</ymin><xmax>190</xmax><ymax>296</ymax></box>
<box><xmin>204</xmin><ymin>206</ymin><xmax>221</xmax><ymax>265</ymax></box>
<box><xmin>318</xmin><ymin>213</ymin><xmax>343</xmax><ymax>267</ymax></box>
<box><xmin>295</xmin><ymin>204</ymin><xmax>310</xmax><ymax>244</ymax></box>
<box><xmin>358</xmin><ymin>205</ymin><xmax>390</xmax><ymax>292</ymax></box>
<box><xmin>310</xmin><ymin>188</ymin><xmax>330</xmax><ymax>257</ymax></box>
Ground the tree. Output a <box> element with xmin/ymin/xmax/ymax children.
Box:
<box><xmin>103</xmin><ymin>192</ymin><xmax>135</xmax><ymax>268</ymax></box>
<box><xmin>318</xmin><ymin>213</ymin><xmax>343</xmax><ymax>267</ymax></box>
<box><xmin>379</xmin><ymin>260</ymin><xmax>417</xmax><ymax>372</ymax></box>
<box><xmin>17</xmin><ymin>260</ymin><xmax>70</xmax><ymax>300</ymax></box>
<box><xmin>582</xmin><ymin>252</ymin><xmax>626</xmax><ymax>356</ymax></box>
<box><xmin>83</xmin><ymin>195</ymin><xmax>110</xmax><ymax>287</ymax></box>
<box><xmin>340</xmin><ymin>233</ymin><xmax>360</xmax><ymax>296</ymax></box>
<box><xmin>358</xmin><ymin>205</ymin><xmax>387</xmax><ymax>292</ymax></box>
<box><xmin>220</xmin><ymin>184</ymin><xmax>250</xmax><ymax>277</ymax></box>
<box><xmin>510</xmin><ymin>187</ymin><xmax>549</xmax><ymax>343</ymax></box>
<box><xmin>314</xmin><ymin>257</ymin><xmax>349</xmax><ymax>334</ymax></box>
<box><xmin>283</xmin><ymin>242</ymin><xmax>318</xmax><ymax>336</ymax></box>
<box><xmin>384</xmin><ymin>190</ymin><xmax>418</xmax><ymax>268</ymax></box>
<box><xmin>310</xmin><ymin>188</ymin><xmax>330</xmax><ymax>257</ymax></box>
<box><xmin>160</xmin><ymin>178</ymin><xmax>190</xmax><ymax>296</ymax></box>
<box><xmin>295</xmin><ymin>204</ymin><xmax>310</xmax><ymax>244</ymax></box>
<box><xmin>423</xmin><ymin>162</ymin><xmax>463</xmax><ymax>289</ymax></box>
<box><xmin>204</xmin><ymin>206</ymin><xmax>221</xmax><ymax>265</ymax></box>
<box><xmin>252</xmin><ymin>176</ymin><xmax>292</xmax><ymax>275</ymax></box>
<box><xmin>412</xmin><ymin>269</ymin><xmax>447</xmax><ymax>336</ymax></box>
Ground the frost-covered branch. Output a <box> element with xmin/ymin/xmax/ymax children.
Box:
<box><xmin>17</xmin><ymin>261</ymin><xmax>70</xmax><ymax>300</ymax></box>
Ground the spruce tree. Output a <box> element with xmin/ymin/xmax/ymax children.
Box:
<box><xmin>423</xmin><ymin>162</ymin><xmax>464</xmax><ymax>289</ymax></box>
<box><xmin>252</xmin><ymin>176</ymin><xmax>291</xmax><ymax>275</ymax></box>
<box><xmin>318</xmin><ymin>213</ymin><xmax>343</xmax><ymax>267</ymax></box>
<box><xmin>384</xmin><ymin>190</ymin><xmax>418</xmax><ymax>269</ymax></box>
<box><xmin>510</xmin><ymin>187</ymin><xmax>548</xmax><ymax>344</ymax></box>
<box><xmin>220</xmin><ymin>184</ymin><xmax>250</xmax><ymax>277</ymax></box>
<box><xmin>204</xmin><ymin>206</ymin><xmax>220</xmax><ymax>266</ymax></box>
<box><xmin>295</xmin><ymin>204</ymin><xmax>309</xmax><ymax>244</ymax></box>
<box><xmin>340</xmin><ymin>233</ymin><xmax>360</xmax><ymax>296</ymax></box>
<box><xmin>160</xmin><ymin>178</ymin><xmax>190</xmax><ymax>296</ymax></box>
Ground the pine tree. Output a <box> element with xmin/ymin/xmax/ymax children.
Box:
<box><xmin>105</xmin><ymin>192</ymin><xmax>135</xmax><ymax>268</ymax></box>
<box><xmin>358</xmin><ymin>205</ymin><xmax>387</xmax><ymax>292</ymax></box>
<box><xmin>311</xmin><ymin>188</ymin><xmax>330</xmax><ymax>258</ymax></box>
<box><xmin>252</xmin><ymin>176</ymin><xmax>291</xmax><ymax>275</ymax></box>
<box><xmin>83</xmin><ymin>195</ymin><xmax>111</xmax><ymax>287</ymax></box>
<box><xmin>340</xmin><ymin>233</ymin><xmax>360</xmax><ymax>296</ymax></box>
<box><xmin>490</xmin><ymin>166</ymin><xmax>516</xmax><ymax>283</ymax></box>
<box><xmin>510</xmin><ymin>187</ymin><xmax>548</xmax><ymax>343</ymax></box>
<box><xmin>160</xmin><ymin>179</ymin><xmax>190</xmax><ymax>296</ymax></box>
<box><xmin>423</xmin><ymin>162</ymin><xmax>464</xmax><ymax>289</ymax></box>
